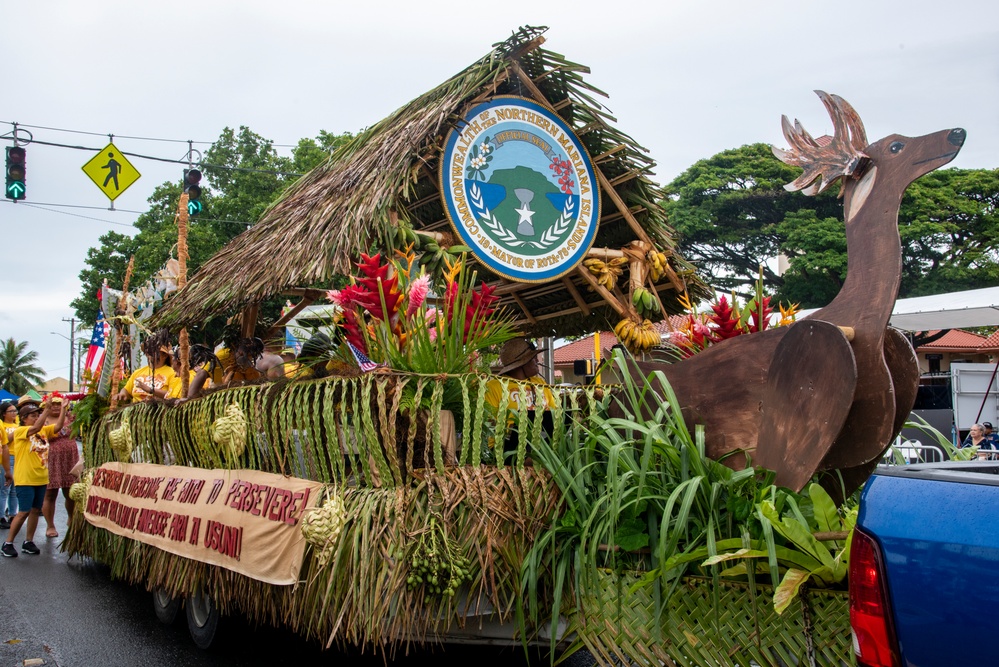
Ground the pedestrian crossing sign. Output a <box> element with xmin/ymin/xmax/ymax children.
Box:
<box><xmin>82</xmin><ymin>142</ymin><xmax>141</xmax><ymax>201</ymax></box>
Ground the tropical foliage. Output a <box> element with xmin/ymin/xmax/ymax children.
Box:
<box><xmin>520</xmin><ymin>349</ymin><xmax>855</xmax><ymax>657</ymax></box>
<box><xmin>0</xmin><ymin>338</ymin><xmax>45</xmax><ymax>395</ymax></box>
<box><xmin>324</xmin><ymin>251</ymin><xmax>517</xmax><ymax>420</ymax></box>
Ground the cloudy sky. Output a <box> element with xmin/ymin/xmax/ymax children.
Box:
<box><xmin>2</xmin><ymin>0</ymin><xmax>997</xmax><ymax>381</ymax></box>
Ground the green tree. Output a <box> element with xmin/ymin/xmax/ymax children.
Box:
<box><xmin>667</xmin><ymin>143</ymin><xmax>999</xmax><ymax>307</ymax></box>
<box><xmin>664</xmin><ymin>143</ymin><xmax>843</xmax><ymax>301</ymax></box>
<box><xmin>72</xmin><ymin>127</ymin><xmax>352</xmax><ymax>331</ymax></box>
<box><xmin>0</xmin><ymin>338</ymin><xmax>46</xmax><ymax>395</ymax></box>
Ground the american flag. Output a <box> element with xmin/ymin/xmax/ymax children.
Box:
<box><xmin>84</xmin><ymin>307</ymin><xmax>110</xmax><ymax>384</ymax></box>
<box><xmin>347</xmin><ymin>341</ymin><xmax>382</xmax><ymax>372</ymax></box>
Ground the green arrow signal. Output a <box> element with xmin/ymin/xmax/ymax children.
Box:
<box><xmin>6</xmin><ymin>181</ymin><xmax>24</xmax><ymax>199</ymax></box>
<box><xmin>187</xmin><ymin>199</ymin><xmax>203</xmax><ymax>216</ymax></box>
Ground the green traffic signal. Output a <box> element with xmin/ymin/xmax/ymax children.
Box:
<box><xmin>183</xmin><ymin>167</ymin><xmax>203</xmax><ymax>216</ymax></box>
<box><xmin>5</xmin><ymin>146</ymin><xmax>26</xmax><ymax>201</ymax></box>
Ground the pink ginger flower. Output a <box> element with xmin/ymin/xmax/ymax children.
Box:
<box><xmin>406</xmin><ymin>275</ymin><xmax>430</xmax><ymax>317</ymax></box>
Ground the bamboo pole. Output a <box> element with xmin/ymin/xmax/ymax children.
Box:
<box><xmin>177</xmin><ymin>193</ymin><xmax>190</xmax><ymax>398</ymax></box>
<box><xmin>575</xmin><ymin>266</ymin><xmax>628</xmax><ymax>318</ymax></box>
<box><xmin>561</xmin><ymin>277</ymin><xmax>591</xmax><ymax>316</ymax></box>
<box><xmin>108</xmin><ymin>256</ymin><xmax>135</xmax><ymax>411</ymax></box>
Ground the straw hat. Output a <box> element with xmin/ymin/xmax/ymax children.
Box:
<box><xmin>17</xmin><ymin>395</ymin><xmax>39</xmax><ymax>408</ymax></box>
<box><xmin>493</xmin><ymin>338</ymin><xmax>538</xmax><ymax>375</ymax></box>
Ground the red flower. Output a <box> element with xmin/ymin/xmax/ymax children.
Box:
<box><xmin>747</xmin><ymin>296</ymin><xmax>774</xmax><ymax>333</ymax></box>
<box><xmin>707</xmin><ymin>295</ymin><xmax>741</xmax><ymax>342</ymax></box>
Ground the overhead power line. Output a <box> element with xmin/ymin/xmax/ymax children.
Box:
<box><xmin>0</xmin><ymin>119</ymin><xmax>300</xmax><ymax>148</ymax></box>
<box><xmin>23</xmin><ymin>137</ymin><xmax>304</xmax><ymax>177</ymax></box>
<box><xmin>1</xmin><ymin>199</ymin><xmax>257</xmax><ymax>228</ymax></box>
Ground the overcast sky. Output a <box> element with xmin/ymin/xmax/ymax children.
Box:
<box><xmin>2</xmin><ymin>0</ymin><xmax>997</xmax><ymax>381</ymax></box>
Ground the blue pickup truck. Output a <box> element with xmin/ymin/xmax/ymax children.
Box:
<box><xmin>850</xmin><ymin>461</ymin><xmax>999</xmax><ymax>666</ymax></box>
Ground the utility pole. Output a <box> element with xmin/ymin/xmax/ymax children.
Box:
<box><xmin>62</xmin><ymin>317</ymin><xmax>75</xmax><ymax>392</ymax></box>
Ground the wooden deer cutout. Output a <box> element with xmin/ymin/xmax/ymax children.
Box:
<box><xmin>628</xmin><ymin>92</ymin><xmax>965</xmax><ymax>494</ymax></box>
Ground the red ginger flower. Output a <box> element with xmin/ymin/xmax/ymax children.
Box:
<box><xmin>746</xmin><ymin>295</ymin><xmax>774</xmax><ymax>333</ymax></box>
<box><xmin>339</xmin><ymin>309</ymin><xmax>367</xmax><ymax>352</ymax></box>
<box><xmin>707</xmin><ymin>295</ymin><xmax>741</xmax><ymax>342</ymax></box>
<box><xmin>444</xmin><ymin>280</ymin><xmax>499</xmax><ymax>341</ymax></box>
<box><xmin>354</xmin><ymin>253</ymin><xmax>404</xmax><ymax>327</ymax></box>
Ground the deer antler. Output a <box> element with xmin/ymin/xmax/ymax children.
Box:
<box><xmin>772</xmin><ymin>91</ymin><xmax>869</xmax><ymax>195</ymax></box>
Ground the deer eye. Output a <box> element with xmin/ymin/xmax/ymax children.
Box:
<box><xmin>889</xmin><ymin>141</ymin><xmax>904</xmax><ymax>154</ymax></box>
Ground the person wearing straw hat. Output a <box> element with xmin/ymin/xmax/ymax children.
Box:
<box><xmin>485</xmin><ymin>337</ymin><xmax>556</xmax><ymax>414</ymax></box>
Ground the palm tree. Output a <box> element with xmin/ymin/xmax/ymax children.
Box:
<box><xmin>0</xmin><ymin>338</ymin><xmax>46</xmax><ymax>396</ymax></box>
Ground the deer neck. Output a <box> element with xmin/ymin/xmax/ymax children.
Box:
<box><xmin>813</xmin><ymin>166</ymin><xmax>902</xmax><ymax>334</ymax></box>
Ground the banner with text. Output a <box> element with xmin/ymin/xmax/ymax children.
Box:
<box><xmin>84</xmin><ymin>462</ymin><xmax>323</xmax><ymax>585</ymax></box>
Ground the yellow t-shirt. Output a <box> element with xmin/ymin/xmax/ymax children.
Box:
<box><xmin>167</xmin><ymin>369</ymin><xmax>198</xmax><ymax>399</ymax></box>
<box><xmin>215</xmin><ymin>347</ymin><xmax>261</xmax><ymax>383</ymax></box>
<box><xmin>123</xmin><ymin>364</ymin><xmax>178</xmax><ymax>402</ymax></box>
<box><xmin>484</xmin><ymin>375</ymin><xmax>557</xmax><ymax>413</ymax></box>
<box><xmin>10</xmin><ymin>423</ymin><xmax>58</xmax><ymax>486</ymax></box>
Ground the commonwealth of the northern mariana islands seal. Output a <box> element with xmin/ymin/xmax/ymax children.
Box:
<box><xmin>439</xmin><ymin>96</ymin><xmax>601</xmax><ymax>283</ymax></box>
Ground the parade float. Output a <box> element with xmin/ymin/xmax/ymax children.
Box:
<box><xmin>64</xmin><ymin>25</ymin><xmax>965</xmax><ymax>666</ymax></box>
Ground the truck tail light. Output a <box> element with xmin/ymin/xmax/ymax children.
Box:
<box><xmin>849</xmin><ymin>528</ymin><xmax>901</xmax><ymax>667</ymax></box>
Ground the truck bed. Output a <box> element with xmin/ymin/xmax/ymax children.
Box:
<box><xmin>858</xmin><ymin>462</ymin><xmax>999</xmax><ymax>665</ymax></box>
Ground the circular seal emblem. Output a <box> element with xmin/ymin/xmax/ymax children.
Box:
<box><xmin>440</xmin><ymin>96</ymin><xmax>601</xmax><ymax>283</ymax></box>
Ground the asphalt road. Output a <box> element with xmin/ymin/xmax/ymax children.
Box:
<box><xmin>0</xmin><ymin>500</ymin><xmax>547</xmax><ymax>667</ymax></box>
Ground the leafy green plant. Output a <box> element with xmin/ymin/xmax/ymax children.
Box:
<box><xmin>520</xmin><ymin>347</ymin><xmax>858</xmax><ymax>651</ymax></box>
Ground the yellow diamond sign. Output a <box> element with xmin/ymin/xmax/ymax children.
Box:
<box><xmin>82</xmin><ymin>143</ymin><xmax>141</xmax><ymax>201</ymax></box>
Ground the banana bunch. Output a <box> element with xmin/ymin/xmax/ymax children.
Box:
<box><xmin>211</xmin><ymin>403</ymin><xmax>248</xmax><ymax>460</ymax></box>
<box><xmin>394</xmin><ymin>225</ymin><xmax>422</xmax><ymax>250</ymax></box>
<box><xmin>418</xmin><ymin>236</ymin><xmax>473</xmax><ymax>279</ymax></box>
<box><xmin>614</xmin><ymin>318</ymin><xmax>660</xmax><ymax>354</ymax></box>
<box><xmin>583</xmin><ymin>256</ymin><xmax>627</xmax><ymax>291</ymax></box>
<box><xmin>647</xmin><ymin>249</ymin><xmax>670</xmax><ymax>283</ymax></box>
<box><xmin>300</xmin><ymin>490</ymin><xmax>347</xmax><ymax>567</ymax></box>
<box><xmin>108</xmin><ymin>414</ymin><xmax>133</xmax><ymax>463</ymax></box>
<box><xmin>632</xmin><ymin>287</ymin><xmax>661</xmax><ymax>317</ymax></box>
<box><xmin>406</xmin><ymin>515</ymin><xmax>472</xmax><ymax>601</ymax></box>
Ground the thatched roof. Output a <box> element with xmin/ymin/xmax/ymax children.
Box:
<box><xmin>153</xmin><ymin>26</ymin><xmax>709</xmax><ymax>336</ymax></box>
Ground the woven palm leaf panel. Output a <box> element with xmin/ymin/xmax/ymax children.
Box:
<box><xmin>152</xmin><ymin>26</ymin><xmax>709</xmax><ymax>337</ymax></box>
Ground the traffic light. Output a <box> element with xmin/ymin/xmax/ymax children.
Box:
<box><xmin>183</xmin><ymin>168</ymin><xmax>203</xmax><ymax>215</ymax></box>
<box><xmin>5</xmin><ymin>146</ymin><xmax>26</xmax><ymax>201</ymax></box>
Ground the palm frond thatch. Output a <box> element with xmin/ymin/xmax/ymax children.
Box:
<box><xmin>152</xmin><ymin>26</ymin><xmax>709</xmax><ymax>336</ymax></box>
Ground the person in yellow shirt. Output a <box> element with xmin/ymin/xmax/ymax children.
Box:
<box><xmin>483</xmin><ymin>338</ymin><xmax>557</xmax><ymax>460</ymax></box>
<box><xmin>214</xmin><ymin>337</ymin><xmax>264</xmax><ymax>386</ymax></box>
<box><xmin>167</xmin><ymin>344</ymin><xmax>220</xmax><ymax>401</ymax></box>
<box><xmin>114</xmin><ymin>329</ymin><xmax>178</xmax><ymax>403</ymax></box>
<box><xmin>1</xmin><ymin>399</ymin><xmax>68</xmax><ymax>557</ymax></box>
<box><xmin>484</xmin><ymin>338</ymin><xmax>556</xmax><ymax>412</ymax></box>
<box><xmin>0</xmin><ymin>401</ymin><xmax>18</xmax><ymax>529</ymax></box>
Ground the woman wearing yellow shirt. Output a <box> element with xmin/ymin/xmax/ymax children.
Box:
<box><xmin>114</xmin><ymin>329</ymin><xmax>177</xmax><ymax>403</ymax></box>
<box><xmin>1</xmin><ymin>399</ymin><xmax>68</xmax><ymax>557</ymax></box>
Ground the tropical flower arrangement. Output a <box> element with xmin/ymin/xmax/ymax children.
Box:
<box><xmin>326</xmin><ymin>248</ymin><xmax>517</xmax><ymax>414</ymax></box>
<box><xmin>668</xmin><ymin>271</ymin><xmax>799</xmax><ymax>358</ymax></box>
